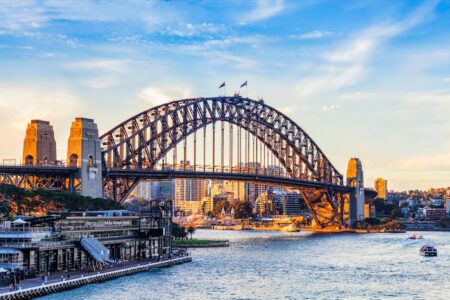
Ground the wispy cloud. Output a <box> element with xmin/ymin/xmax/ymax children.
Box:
<box><xmin>290</xmin><ymin>30</ymin><xmax>335</xmax><ymax>40</ymax></box>
<box><xmin>65</xmin><ymin>59</ymin><xmax>133</xmax><ymax>72</ymax></box>
<box><xmin>295</xmin><ymin>0</ymin><xmax>440</xmax><ymax>98</ymax></box>
<box><xmin>241</xmin><ymin>0</ymin><xmax>285</xmax><ymax>23</ymax></box>
<box><xmin>137</xmin><ymin>85</ymin><xmax>193</xmax><ymax>107</ymax></box>
<box><xmin>163</xmin><ymin>23</ymin><xmax>227</xmax><ymax>38</ymax></box>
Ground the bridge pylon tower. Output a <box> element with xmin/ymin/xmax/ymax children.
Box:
<box><xmin>67</xmin><ymin>118</ymin><xmax>103</xmax><ymax>198</ymax></box>
<box><xmin>346</xmin><ymin>157</ymin><xmax>365</xmax><ymax>226</ymax></box>
<box><xmin>22</xmin><ymin>120</ymin><xmax>57</xmax><ymax>165</ymax></box>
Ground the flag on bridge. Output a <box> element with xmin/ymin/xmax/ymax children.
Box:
<box><xmin>240</xmin><ymin>81</ymin><xmax>247</xmax><ymax>88</ymax></box>
<box><xmin>218</xmin><ymin>82</ymin><xmax>226</xmax><ymax>89</ymax></box>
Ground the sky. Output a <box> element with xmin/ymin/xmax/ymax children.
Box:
<box><xmin>0</xmin><ymin>0</ymin><xmax>449</xmax><ymax>191</ymax></box>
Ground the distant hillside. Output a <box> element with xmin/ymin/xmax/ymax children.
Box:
<box><xmin>0</xmin><ymin>184</ymin><xmax>123</xmax><ymax>217</ymax></box>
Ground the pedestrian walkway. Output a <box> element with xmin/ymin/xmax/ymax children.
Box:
<box><xmin>0</xmin><ymin>253</ymin><xmax>190</xmax><ymax>298</ymax></box>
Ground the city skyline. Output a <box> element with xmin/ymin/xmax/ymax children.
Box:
<box><xmin>0</xmin><ymin>1</ymin><xmax>449</xmax><ymax>190</ymax></box>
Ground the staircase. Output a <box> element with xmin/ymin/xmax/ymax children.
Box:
<box><xmin>80</xmin><ymin>237</ymin><xmax>113</xmax><ymax>264</ymax></box>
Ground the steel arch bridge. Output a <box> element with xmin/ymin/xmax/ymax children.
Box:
<box><xmin>100</xmin><ymin>96</ymin><xmax>352</xmax><ymax>228</ymax></box>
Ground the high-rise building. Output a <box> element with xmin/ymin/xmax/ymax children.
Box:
<box><xmin>134</xmin><ymin>181</ymin><xmax>151</xmax><ymax>200</ymax></box>
<box><xmin>151</xmin><ymin>180</ymin><xmax>175</xmax><ymax>199</ymax></box>
<box><xmin>174</xmin><ymin>161</ymin><xmax>207</xmax><ymax>212</ymax></box>
<box><xmin>273</xmin><ymin>191</ymin><xmax>303</xmax><ymax>216</ymax></box>
<box><xmin>223</xmin><ymin>181</ymin><xmax>245</xmax><ymax>201</ymax></box>
<box><xmin>374</xmin><ymin>178</ymin><xmax>388</xmax><ymax>200</ymax></box>
<box><xmin>346</xmin><ymin>158</ymin><xmax>365</xmax><ymax>222</ymax></box>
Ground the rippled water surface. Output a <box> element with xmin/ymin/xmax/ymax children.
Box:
<box><xmin>40</xmin><ymin>230</ymin><xmax>450</xmax><ymax>299</ymax></box>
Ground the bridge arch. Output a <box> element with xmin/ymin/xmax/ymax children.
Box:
<box><xmin>101</xmin><ymin>97</ymin><xmax>342</xmax><ymax>180</ymax></box>
<box><xmin>100</xmin><ymin>96</ymin><xmax>345</xmax><ymax>214</ymax></box>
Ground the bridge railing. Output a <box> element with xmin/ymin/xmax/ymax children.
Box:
<box><xmin>148</xmin><ymin>163</ymin><xmax>289</xmax><ymax>177</ymax></box>
<box><xmin>0</xmin><ymin>160</ymin><xmax>72</xmax><ymax>168</ymax></box>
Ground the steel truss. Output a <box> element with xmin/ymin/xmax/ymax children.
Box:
<box><xmin>101</xmin><ymin>97</ymin><xmax>344</xmax><ymax>200</ymax></box>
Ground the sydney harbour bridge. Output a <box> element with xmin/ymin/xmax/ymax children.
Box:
<box><xmin>0</xmin><ymin>96</ymin><xmax>373</xmax><ymax>229</ymax></box>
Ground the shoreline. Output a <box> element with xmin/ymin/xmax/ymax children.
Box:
<box><xmin>173</xmin><ymin>239</ymin><xmax>229</xmax><ymax>248</ymax></box>
<box><xmin>0</xmin><ymin>256</ymin><xmax>191</xmax><ymax>300</ymax></box>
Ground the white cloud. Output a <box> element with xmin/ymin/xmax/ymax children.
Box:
<box><xmin>242</xmin><ymin>0</ymin><xmax>285</xmax><ymax>23</ymax></box>
<box><xmin>291</xmin><ymin>30</ymin><xmax>335</xmax><ymax>40</ymax></box>
<box><xmin>66</xmin><ymin>59</ymin><xmax>132</xmax><ymax>72</ymax></box>
<box><xmin>83</xmin><ymin>76</ymin><xmax>119</xmax><ymax>89</ymax></box>
<box><xmin>0</xmin><ymin>84</ymin><xmax>78</xmax><ymax>129</ymax></box>
<box><xmin>137</xmin><ymin>85</ymin><xmax>193</xmax><ymax>107</ymax></box>
<box><xmin>296</xmin><ymin>64</ymin><xmax>364</xmax><ymax>98</ymax></box>
<box><xmin>164</xmin><ymin>23</ymin><xmax>227</xmax><ymax>38</ymax></box>
<box><xmin>321</xmin><ymin>104</ymin><xmax>340</xmax><ymax>111</ymax></box>
<box><xmin>295</xmin><ymin>0</ymin><xmax>439</xmax><ymax>98</ymax></box>
<box><xmin>0</xmin><ymin>84</ymin><xmax>81</xmax><ymax>159</ymax></box>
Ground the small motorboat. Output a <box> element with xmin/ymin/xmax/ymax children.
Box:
<box><xmin>408</xmin><ymin>234</ymin><xmax>423</xmax><ymax>240</ymax></box>
<box><xmin>419</xmin><ymin>244</ymin><xmax>437</xmax><ymax>257</ymax></box>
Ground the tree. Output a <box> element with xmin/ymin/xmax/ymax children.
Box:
<box><xmin>172</xmin><ymin>222</ymin><xmax>188</xmax><ymax>240</ymax></box>
<box><xmin>187</xmin><ymin>226</ymin><xmax>196</xmax><ymax>239</ymax></box>
<box><xmin>213</xmin><ymin>200</ymin><xmax>231</xmax><ymax>217</ymax></box>
<box><xmin>233</xmin><ymin>201</ymin><xmax>253</xmax><ymax>219</ymax></box>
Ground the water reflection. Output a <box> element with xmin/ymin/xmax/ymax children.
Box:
<box><xmin>40</xmin><ymin>230</ymin><xmax>450</xmax><ymax>300</ymax></box>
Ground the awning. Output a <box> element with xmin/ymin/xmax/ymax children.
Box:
<box><xmin>0</xmin><ymin>248</ymin><xmax>21</xmax><ymax>254</ymax></box>
<box><xmin>0</xmin><ymin>263</ymin><xmax>22</xmax><ymax>270</ymax></box>
<box><xmin>0</xmin><ymin>267</ymin><xmax>7</xmax><ymax>273</ymax></box>
<box><xmin>12</xmin><ymin>218</ymin><xmax>28</xmax><ymax>225</ymax></box>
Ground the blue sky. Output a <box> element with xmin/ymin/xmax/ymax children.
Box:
<box><xmin>0</xmin><ymin>0</ymin><xmax>449</xmax><ymax>190</ymax></box>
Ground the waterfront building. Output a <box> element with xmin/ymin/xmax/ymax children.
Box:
<box><xmin>0</xmin><ymin>201</ymin><xmax>172</xmax><ymax>278</ymax></box>
<box><xmin>276</xmin><ymin>192</ymin><xmax>303</xmax><ymax>216</ymax></box>
<box><xmin>254</xmin><ymin>190</ymin><xmax>277</xmax><ymax>217</ymax></box>
<box><xmin>374</xmin><ymin>178</ymin><xmax>388</xmax><ymax>200</ymax></box>
<box><xmin>201</xmin><ymin>197</ymin><xmax>213</xmax><ymax>214</ymax></box>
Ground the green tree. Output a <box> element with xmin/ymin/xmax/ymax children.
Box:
<box><xmin>187</xmin><ymin>226</ymin><xmax>196</xmax><ymax>239</ymax></box>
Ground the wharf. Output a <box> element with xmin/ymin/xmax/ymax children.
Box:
<box><xmin>0</xmin><ymin>256</ymin><xmax>191</xmax><ymax>300</ymax></box>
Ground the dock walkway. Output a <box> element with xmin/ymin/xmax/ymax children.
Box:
<box><xmin>0</xmin><ymin>255</ymin><xmax>191</xmax><ymax>300</ymax></box>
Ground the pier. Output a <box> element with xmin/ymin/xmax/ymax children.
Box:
<box><xmin>0</xmin><ymin>256</ymin><xmax>191</xmax><ymax>300</ymax></box>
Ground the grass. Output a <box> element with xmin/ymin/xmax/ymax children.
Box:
<box><xmin>173</xmin><ymin>239</ymin><xmax>224</xmax><ymax>245</ymax></box>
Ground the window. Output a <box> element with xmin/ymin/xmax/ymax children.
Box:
<box><xmin>25</xmin><ymin>155</ymin><xmax>34</xmax><ymax>165</ymax></box>
<box><xmin>69</xmin><ymin>154</ymin><xmax>78</xmax><ymax>167</ymax></box>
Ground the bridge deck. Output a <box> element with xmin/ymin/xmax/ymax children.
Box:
<box><xmin>105</xmin><ymin>169</ymin><xmax>354</xmax><ymax>192</ymax></box>
<box><xmin>0</xmin><ymin>165</ymin><xmax>78</xmax><ymax>175</ymax></box>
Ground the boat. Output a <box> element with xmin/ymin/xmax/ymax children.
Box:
<box><xmin>408</xmin><ymin>234</ymin><xmax>423</xmax><ymax>240</ymax></box>
<box><xmin>280</xmin><ymin>224</ymin><xmax>298</xmax><ymax>232</ymax></box>
<box><xmin>419</xmin><ymin>244</ymin><xmax>437</xmax><ymax>257</ymax></box>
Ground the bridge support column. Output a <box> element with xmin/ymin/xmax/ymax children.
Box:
<box><xmin>22</xmin><ymin>120</ymin><xmax>57</xmax><ymax>165</ymax></box>
<box><xmin>67</xmin><ymin>118</ymin><xmax>103</xmax><ymax>198</ymax></box>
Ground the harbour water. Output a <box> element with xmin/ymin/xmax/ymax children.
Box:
<box><xmin>40</xmin><ymin>230</ymin><xmax>450</xmax><ymax>299</ymax></box>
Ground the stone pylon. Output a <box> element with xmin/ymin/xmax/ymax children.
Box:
<box><xmin>346</xmin><ymin>158</ymin><xmax>365</xmax><ymax>225</ymax></box>
<box><xmin>67</xmin><ymin>118</ymin><xmax>103</xmax><ymax>198</ymax></box>
<box><xmin>22</xmin><ymin>120</ymin><xmax>57</xmax><ymax>165</ymax></box>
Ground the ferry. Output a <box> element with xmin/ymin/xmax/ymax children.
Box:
<box><xmin>408</xmin><ymin>234</ymin><xmax>423</xmax><ymax>240</ymax></box>
<box><xmin>419</xmin><ymin>244</ymin><xmax>437</xmax><ymax>257</ymax></box>
<box><xmin>280</xmin><ymin>224</ymin><xmax>298</xmax><ymax>232</ymax></box>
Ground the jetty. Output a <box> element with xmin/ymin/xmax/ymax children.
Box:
<box><xmin>0</xmin><ymin>256</ymin><xmax>191</xmax><ymax>300</ymax></box>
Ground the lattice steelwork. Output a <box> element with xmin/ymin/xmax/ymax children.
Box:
<box><xmin>100</xmin><ymin>96</ymin><xmax>348</xmax><ymax>228</ymax></box>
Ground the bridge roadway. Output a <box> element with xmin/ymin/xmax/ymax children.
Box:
<box><xmin>0</xmin><ymin>165</ymin><xmax>78</xmax><ymax>176</ymax></box>
<box><xmin>105</xmin><ymin>169</ymin><xmax>355</xmax><ymax>193</ymax></box>
<box><xmin>0</xmin><ymin>165</ymin><xmax>354</xmax><ymax>193</ymax></box>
